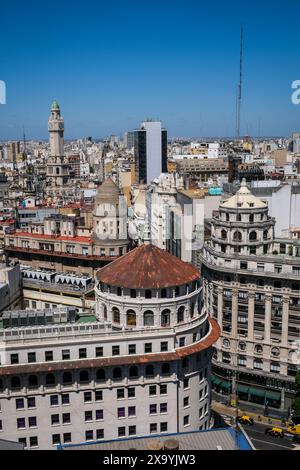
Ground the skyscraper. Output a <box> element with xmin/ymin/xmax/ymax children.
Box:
<box><xmin>134</xmin><ymin>120</ymin><xmax>167</xmax><ymax>184</ymax></box>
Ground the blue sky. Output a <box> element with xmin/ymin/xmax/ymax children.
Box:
<box><xmin>0</xmin><ymin>0</ymin><xmax>300</xmax><ymax>140</ymax></box>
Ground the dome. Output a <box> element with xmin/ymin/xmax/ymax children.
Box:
<box><xmin>95</xmin><ymin>178</ymin><xmax>121</xmax><ymax>205</ymax></box>
<box><xmin>220</xmin><ymin>178</ymin><xmax>266</xmax><ymax>209</ymax></box>
<box><xmin>97</xmin><ymin>243</ymin><xmax>200</xmax><ymax>289</ymax></box>
<box><xmin>51</xmin><ymin>100</ymin><xmax>60</xmax><ymax>110</ymax></box>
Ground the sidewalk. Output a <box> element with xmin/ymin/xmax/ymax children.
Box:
<box><xmin>212</xmin><ymin>400</ymin><xmax>287</xmax><ymax>427</ymax></box>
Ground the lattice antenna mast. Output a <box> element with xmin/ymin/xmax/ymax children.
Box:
<box><xmin>236</xmin><ymin>26</ymin><xmax>243</xmax><ymax>139</ymax></box>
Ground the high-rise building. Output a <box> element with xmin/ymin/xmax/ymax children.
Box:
<box><xmin>134</xmin><ymin>120</ymin><xmax>167</xmax><ymax>184</ymax></box>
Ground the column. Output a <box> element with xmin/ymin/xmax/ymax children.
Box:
<box><xmin>281</xmin><ymin>296</ymin><xmax>289</xmax><ymax>347</ymax></box>
<box><xmin>217</xmin><ymin>287</ymin><xmax>223</xmax><ymax>333</ymax></box>
<box><xmin>264</xmin><ymin>294</ymin><xmax>272</xmax><ymax>343</ymax></box>
<box><xmin>231</xmin><ymin>289</ymin><xmax>238</xmax><ymax>337</ymax></box>
<box><xmin>248</xmin><ymin>292</ymin><xmax>255</xmax><ymax>342</ymax></box>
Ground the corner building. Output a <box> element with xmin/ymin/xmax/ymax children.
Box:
<box><xmin>0</xmin><ymin>244</ymin><xmax>219</xmax><ymax>449</ymax></box>
<box><xmin>200</xmin><ymin>179</ymin><xmax>300</xmax><ymax>413</ymax></box>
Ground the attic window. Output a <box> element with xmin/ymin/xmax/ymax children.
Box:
<box><xmin>249</xmin><ymin>203</ymin><xmax>254</xmax><ymax>207</ymax></box>
<box><xmin>237</xmin><ymin>202</ymin><xmax>242</xmax><ymax>207</ymax></box>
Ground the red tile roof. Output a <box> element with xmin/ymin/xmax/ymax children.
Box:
<box><xmin>97</xmin><ymin>243</ymin><xmax>200</xmax><ymax>289</ymax></box>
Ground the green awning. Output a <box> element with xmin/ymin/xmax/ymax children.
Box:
<box><xmin>249</xmin><ymin>387</ymin><xmax>265</xmax><ymax>398</ymax></box>
<box><xmin>211</xmin><ymin>376</ymin><xmax>222</xmax><ymax>386</ymax></box>
<box><xmin>220</xmin><ymin>380</ymin><xmax>231</xmax><ymax>390</ymax></box>
<box><xmin>265</xmin><ymin>390</ymin><xmax>281</xmax><ymax>401</ymax></box>
<box><xmin>237</xmin><ymin>384</ymin><xmax>249</xmax><ymax>394</ymax></box>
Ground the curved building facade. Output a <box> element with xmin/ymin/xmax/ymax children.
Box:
<box><xmin>200</xmin><ymin>179</ymin><xmax>300</xmax><ymax>414</ymax></box>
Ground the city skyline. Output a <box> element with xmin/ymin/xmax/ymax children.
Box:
<box><xmin>1</xmin><ymin>0</ymin><xmax>300</xmax><ymax>140</ymax></box>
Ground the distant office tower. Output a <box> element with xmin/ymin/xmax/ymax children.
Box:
<box><xmin>228</xmin><ymin>153</ymin><xmax>242</xmax><ymax>183</ymax></box>
<box><xmin>8</xmin><ymin>141</ymin><xmax>20</xmax><ymax>164</ymax></box>
<box><xmin>134</xmin><ymin>120</ymin><xmax>167</xmax><ymax>184</ymax></box>
<box><xmin>124</xmin><ymin>131</ymin><xmax>135</xmax><ymax>150</ymax></box>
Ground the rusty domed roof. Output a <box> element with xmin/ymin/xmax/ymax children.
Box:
<box><xmin>96</xmin><ymin>243</ymin><xmax>200</xmax><ymax>289</ymax></box>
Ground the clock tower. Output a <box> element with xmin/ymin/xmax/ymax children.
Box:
<box><xmin>48</xmin><ymin>100</ymin><xmax>64</xmax><ymax>157</ymax></box>
<box><xmin>46</xmin><ymin>101</ymin><xmax>70</xmax><ymax>193</ymax></box>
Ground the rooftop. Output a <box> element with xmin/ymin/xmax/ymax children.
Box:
<box><xmin>220</xmin><ymin>178</ymin><xmax>267</xmax><ymax>209</ymax></box>
<box><xmin>97</xmin><ymin>243</ymin><xmax>200</xmax><ymax>289</ymax></box>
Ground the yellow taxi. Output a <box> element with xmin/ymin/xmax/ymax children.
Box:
<box><xmin>237</xmin><ymin>415</ymin><xmax>254</xmax><ymax>426</ymax></box>
<box><xmin>287</xmin><ymin>424</ymin><xmax>300</xmax><ymax>436</ymax></box>
<box><xmin>265</xmin><ymin>427</ymin><xmax>285</xmax><ymax>438</ymax></box>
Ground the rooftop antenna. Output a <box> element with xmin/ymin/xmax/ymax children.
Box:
<box><xmin>235</xmin><ymin>25</ymin><xmax>243</xmax><ymax>140</ymax></box>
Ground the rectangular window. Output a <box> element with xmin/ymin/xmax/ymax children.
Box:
<box><xmin>17</xmin><ymin>418</ymin><xmax>26</xmax><ymax>429</ymax></box>
<box><xmin>118</xmin><ymin>407</ymin><xmax>125</xmax><ymax>418</ymax></box>
<box><xmin>27</xmin><ymin>397</ymin><xmax>36</xmax><ymax>408</ymax></box>
<box><xmin>112</xmin><ymin>346</ymin><xmax>120</xmax><ymax>356</ymax></box>
<box><xmin>179</xmin><ymin>337</ymin><xmax>185</xmax><ymax>347</ymax></box>
<box><xmin>183</xmin><ymin>378</ymin><xmax>189</xmax><ymax>390</ymax></box>
<box><xmin>117</xmin><ymin>388</ymin><xmax>125</xmax><ymax>399</ymax></box>
<box><xmin>28</xmin><ymin>417</ymin><xmax>37</xmax><ymax>428</ymax></box>
<box><xmin>149</xmin><ymin>404</ymin><xmax>157</xmax><ymax>414</ymax></box>
<box><xmin>128</xmin><ymin>387</ymin><xmax>135</xmax><ymax>398</ymax></box>
<box><xmin>45</xmin><ymin>351</ymin><xmax>53</xmax><ymax>362</ymax></box>
<box><xmin>18</xmin><ymin>438</ymin><xmax>27</xmax><ymax>448</ymax></box>
<box><xmin>28</xmin><ymin>352</ymin><xmax>36</xmax><ymax>363</ymax></box>
<box><xmin>129</xmin><ymin>425</ymin><xmax>136</xmax><ymax>436</ymax></box>
<box><xmin>85</xmin><ymin>431</ymin><xmax>93</xmax><ymax>441</ymax></box>
<box><xmin>118</xmin><ymin>427</ymin><xmax>126</xmax><ymax>437</ymax></box>
<box><xmin>160</xmin><ymin>384</ymin><xmax>167</xmax><ymax>395</ymax></box>
<box><xmin>62</xmin><ymin>413</ymin><xmax>71</xmax><ymax>424</ymax></box>
<box><xmin>144</xmin><ymin>343</ymin><xmax>152</xmax><ymax>353</ymax></box>
<box><xmin>63</xmin><ymin>433</ymin><xmax>71</xmax><ymax>443</ymax></box>
<box><xmin>95</xmin><ymin>390</ymin><xmax>103</xmax><ymax>402</ymax></box>
<box><xmin>160</xmin><ymin>403</ymin><xmax>168</xmax><ymax>413</ymax></box>
<box><xmin>84</xmin><ymin>392</ymin><xmax>92</xmax><ymax>403</ymax></box>
<box><xmin>51</xmin><ymin>414</ymin><xmax>60</xmax><ymax>425</ymax></box>
<box><xmin>149</xmin><ymin>385</ymin><xmax>157</xmax><ymax>396</ymax></box>
<box><xmin>62</xmin><ymin>394</ymin><xmax>70</xmax><ymax>405</ymax></box>
<box><xmin>85</xmin><ymin>411</ymin><xmax>93</xmax><ymax>422</ymax></box>
<box><xmin>50</xmin><ymin>395</ymin><xmax>59</xmax><ymax>406</ymax></box>
<box><xmin>128</xmin><ymin>406</ymin><xmax>136</xmax><ymax>417</ymax></box>
<box><xmin>16</xmin><ymin>398</ymin><xmax>24</xmax><ymax>410</ymax></box>
<box><xmin>52</xmin><ymin>434</ymin><xmax>61</xmax><ymax>445</ymax></box>
<box><xmin>96</xmin><ymin>429</ymin><xmax>104</xmax><ymax>440</ymax></box>
<box><xmin>96</xmin><ymin>410</ymin><xmax>104</xmax><ymax>420</ymax></box>
<box><xmin>183</xmin><ymin>396</ymin><xmax>189</xmax><ymax>408</ymax></box>
<box><xmin>96</xmin><ymin>347</ymin><xmax>103</xmax><ymax>357</ymax></box>
<box><xmin>160</xmin><ymin>422</ymin><xmax>168</xmax><ymax>432</ymax></box>
<box><xmin>128</xmin><ymin>344</ymin><xmax>136</xmax><ymax>355</ymax></box>
<box><xmin>62</xmin><ymin>350</ymin><xmax>70</xmax><ymax>361</ymax></box>
<box><xmin>150</xmin><ymin>423</ymin><xmax>157</xmax><ymax>434</ymax></box>
<box><xmin>10</xmin><ymin>354</ymin><xmax>19</xmax><ymax>365</ymax></box>
<box><xmin>160</xmin><ymin>342</ymin><xmax>168</xmax><ymax>352</ymax></box>
<box><xmin>29</xmin><ymin>436</ymin><xmax>38</xmax><ymax>448</ymax></box>
<box><xmin>79</xmin><ymin>348</ymin><xmax>87</xmax><ymax>359</ymax></box>
<box><xmin>183</xmin><ymin>415</ymin><xmax>190</xmax><ymax>426</ymax></box>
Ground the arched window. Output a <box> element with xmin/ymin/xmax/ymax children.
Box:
<box><xmin>96</xmin><ymin>369</ymin><xmax>106</xmax><ymax>382</ymax></box>
<box><xmin>102</xmin><ymin>303</ymin><xmax>107</xmax><ymax>320</ymax></box>
<box><xmin>45</xmin><ymin>373</ymin><xmax>55</xmax><ymax>386</ymax></box>
<box><xmin>0</xmin><ymin>379</ymin><xmax>3</xmax><ymax>391</ymax></box>
<box><xmin>254</xmin><ymin>344</ymin><xmax>263</xmax><ymax>354</ymax></box>
<box><xmin>161</xmin><ymin>288</ymin><xmax>167</xmax><ymax>298</ymax></box>
<box><xmin>175</xmin><ymin>286</ymin><xmax>180</xmax><ymax>297</ymax></box>
<box><xmin>223</xmin><ymin>338</ymin><xmax>230</xmax><ymax>348</ymax></box>
<box><xmin>249</xmin><ymin>231</ymin><xmax>257</xmax><ymax>241</ymax></box>
<box><xmin>249</xmin><ymin>214</ymin><xmax>254</xmax><ymax>223</ymax></box>
<box><xmin>11</xmin><ymin>376</ymin><xmax>21</xmax><ymax>389</ymax></box>
<box><xmin>112</xmin><ymin>307</ymin><xmax>120</xmax><ymax>324</ymax></box>
<box><xmin>221</xmin><ymin>229</ymin><xmax>227</xmax><ymax>240</ymax></box>
<box><xmin>127</xmin><ymin>310</ymin><xmax>136</xmax><ymax>327</ymax></box>
<box><xmin>263</xmin><ymin>230</ymin><xmax>268</xmax><ymax>240</ymax></box>
<box><xmin>271</xmin><ymin>347</ymin><xmax>280</xmax><ymax>357</ymax></box>
<box><xmin>238</xmin><ymin>341</ymin><xmax>246</xmax><ymax>351</ymax></box>
<box><xmin>145</xmin><ymin>364</ymin><xmax>154</xmax><ymax>377</ymax></box>
<box><xmin>28</xmin><ymin>375</ymin><xmax>38</xmax><ymax>388</ymax></box>
<box><xmin>145</xmin><ymin>290</ymin><xmax>152</xmax><ymax>299</ymax></box>
<box><xmin>144</xmin><ymin>311</ymin><xmax>154</xmax><ymax>326</ymax></box>
<box><xmin>161</xmin><ymin>363</ymin><xmax>170</xmax><ymax>375</ymax></box>
<box><xmin>233</xmin><ymin>231</ymin><xmax>242</xmax><ymax>241</ymax></box>
<box><xmin>226</xmin><ymin>213</ymin><xmax>229</xmax><ymax>222</ymax></box>
<box><xmin>117</xmin><ymin>287</ymin><xmax>122</xmax><ymax>296</ymax></box>
<box><xmin>113</xmin><ymin>367</ymin><xmax>122</xmax><ymax>380</ymax></box>
<box><xmin>237</xmin><ymin>213</ymin><xmax>242</xmax><ymax>221</ymax></box>
<box><xmin>130</xmin><ymin>289</ymin><xmax>136</xmax><ymax>298</ymax></box>
<box><xmin>79</xmin><ymin>370</ymin><xmax>89</xmax><ymax>383</ymax></box>
<box><xmin>129</xmin><ymin>366</ymin><xmax>138</xmax><ymax>378</ymax></box>
<box><xmin>190</xmin><ymin>303</ymin><xmax>195</xmax><ymax>318</ymax></box>
<box><xmin>177</xmin><ymin>306</ymin><xmax>185</xmax><ymax>323</ymax></box>
<box><xmin>161</xmin><ymin>309</ymin><xmax>170</xmax><ymax>327</ymax></box>
<box><xmin>62</xmin><ymin>372</ymin><xmax>72</xmax><ymax>385</ymax></box>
